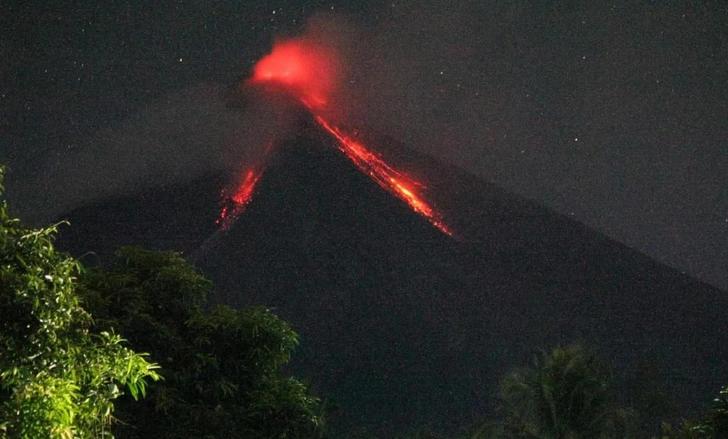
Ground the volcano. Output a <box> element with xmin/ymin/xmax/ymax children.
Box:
<box><xmin>55</xmin><ymin>107</ymin><xmax>728</xmax><ymax>436</ymax></box>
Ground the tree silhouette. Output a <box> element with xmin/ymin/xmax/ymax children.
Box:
<box><xmin>79</xmin><ymin>246</ymin><xmax>325</xmax><ymax>439</ymax></box>
<box><xmin>496</xmin><ymin>343</ymin><xmax>634</xmax><ymax>439</ymax></box>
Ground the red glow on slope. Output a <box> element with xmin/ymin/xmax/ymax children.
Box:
<box><xmin>250</xmin><ymin>39</ymin><xmax>339</xmax><ymax>109</ymax></box>
<box><xmin>217</xmin><ymin>168</ymin><xmax>264</xmax><ymax>230</ymax></box>
<box><xmin>221</xmin><ymin>34</ymin><xmax>451</xmax><ymax>236</ymax></box>
<box><xmin>313</xmin><ymin>115</ymin><xmax>452</xmax><ymax>236</ymax></box>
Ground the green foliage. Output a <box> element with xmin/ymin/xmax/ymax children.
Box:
<box><xmin>0</xmin><ymin>167</ymin><xmax>159</xmax><ymax>439</ymax></box>
<box><xmin>651</xmin><ymin>421</ymin><xmax>703</xmax><ymax>439</ymax></box>
<box><xmin>656</xmin><ymin>385</ymin><xmax>728</xmax><ymax>439</ymax></box>
<box><xmin>495</xmin><ymin>343</ymin><xmax>635</xmax><ymax>439</ymax></box>
<box><xmin>702</xmin><ymin>385</ymin><xmax>728</xmax><ymax>438</ymax></box>
<box><xmin>79</xmin><ymin>246</ymin><xmax>325</xmax><ymax>439</ymax></box>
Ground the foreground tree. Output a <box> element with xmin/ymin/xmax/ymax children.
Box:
<box><xmin>495</xmin><ymin>343</ymin><xmax>634</xmax><ymax>439</ymax></box>
<box><xmin>0</xmin><ymin>168</ymin><xmax>159</xmax><ymax>439</ymax></box>
<box><xmin>79</xmin><ymin>246</ymin><xmax>325</xmax><ymax>439</ymax></box>
<box><xmin>655</xmin><ymin>385</ymin><xmax>728</xmax><ymax>439</ymax></box>
<box><xmin>700</xmin><ymin>385</ymin><xmax>728</xmax><ymax>438</ymax></box>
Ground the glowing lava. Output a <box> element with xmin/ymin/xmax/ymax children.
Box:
<box><xmin>312</xmin><ymin>114</ymin><xmax>451</xmax><ymax>236</ymax></box>
<box><xmin>217</xmin><ymin>167</ymin><xmax>264</xmax><ymax>231</ymax></box>
<box><xmin>219</xmin><ymin>34</ymin><xmax>451</xmax><ymax>236</ymax></box>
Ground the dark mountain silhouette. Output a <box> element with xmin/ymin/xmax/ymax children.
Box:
<box><xmin>56</xmin><ymin>112</ymin><xmax>728</xmax><ymax>436</ymax></box>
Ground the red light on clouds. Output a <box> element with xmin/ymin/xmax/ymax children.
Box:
<box><xmin>250</xmin><ymin>39</ymin><xmax>339</xmax><ymax>109</ymax></box>
<box><xmin>219</xmin><ymin>24</ymin><xmax>452</xmax><ymax>237</ymax></box>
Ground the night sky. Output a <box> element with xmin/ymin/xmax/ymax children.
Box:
<box><xmin>1</xmin><ymin>1</ymin><xmax>726</xmax><ymax>290</ymax></box>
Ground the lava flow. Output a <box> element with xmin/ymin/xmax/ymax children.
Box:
<box><xmin>217</xmin><ymin>167</ymin><xmax>264</xmax><ymax>230</ymax></box>
<box><xmin>312</xmin><ymin>114</ymin><xmax>451</xmax><ymax>236</ymax></box>
<box><xmin>218</xmin><ymin>34</ymin><xmax>451</xmax><ymax>236</ymax></box>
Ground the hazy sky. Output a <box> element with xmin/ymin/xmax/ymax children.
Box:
<box><xmin>1</xmin><ymin>0</ymin><xmax>726</xmax><ymax>289</ymax></box>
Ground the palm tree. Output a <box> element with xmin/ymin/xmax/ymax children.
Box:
<box><xmin>496</xmin><ymin>343</ymin><xmax>633</xmax><ymax>439</ymax></box>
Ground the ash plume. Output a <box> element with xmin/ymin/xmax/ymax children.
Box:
<box><xmin>9</xmin><ymin>83</ymin><xmax>299</xmax><ymax>225</ymax></box>
<box><xmin>5</xmin><ymin>4</ymin><xmax>726</xmax><ymax>289</ymax></box>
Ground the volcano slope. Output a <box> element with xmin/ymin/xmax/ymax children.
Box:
<box><xmin>56</xmin><ymin>116</ymin><xmax>728</xmax><ymax>436</ymax></box>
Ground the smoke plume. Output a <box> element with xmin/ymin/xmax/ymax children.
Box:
<box><xmin>11</xmin><ymin>83</ymin><xmax>299</xmax><ymax>224</ymax></box>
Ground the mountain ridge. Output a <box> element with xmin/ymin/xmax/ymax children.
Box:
<box><xmin>54</xmin><ymin>119</ymin><xmax>728</xmax><ymax>436</ymax></box>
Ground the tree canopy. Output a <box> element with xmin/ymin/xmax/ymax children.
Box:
<box><xmin>0</xmin><ymin>167</ymin><xmax>159</xmax><ymax>439</ymax></box>
<box><xmin>78</xmin><ymin>246</ymin><xmax>325</xmax><ymax>439</ymax></box>
<box><xmin>495</xmin><ymin>343</ymin><xmax>633</xmax><ymax>439</ymax></box>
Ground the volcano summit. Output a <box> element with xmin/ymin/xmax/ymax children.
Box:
<box><xmin>51</xmin><ymin>30</ymin><xmax>728</xmax><ymax>437</ymax></box>
<box><xmin>56</xmin><ymin>103</ymin><xmax>728</xmax><ymax>436</ymax></box>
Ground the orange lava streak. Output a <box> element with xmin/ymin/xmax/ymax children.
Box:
<box><xmin>218</xmin><ymin>168</ymin><xmax>264</xmax><ymax>230</ymax></box>
<box><xmin>240</xmin><ymin>36</ymin><xmax>450</xmax><ymax>236</ymax></box>
<box><xmin>314</xmin><ymin>115</ymin><xmax>451</xmax><ymax>236</ymax></box>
